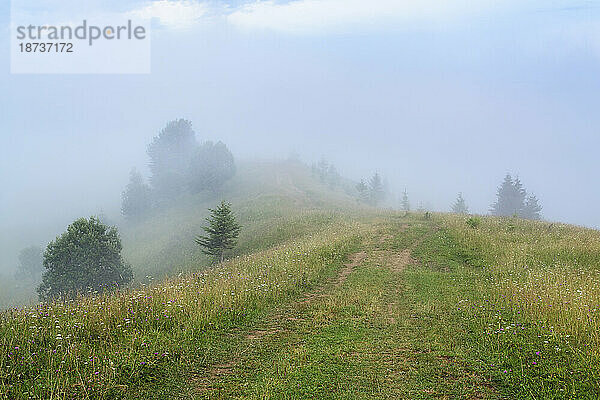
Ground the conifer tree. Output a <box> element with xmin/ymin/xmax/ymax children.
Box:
<box><xmin>356</xmin><ymin>179</ymin><xmax>369</xmax><ymax>203</ymax></box>
<box><xmin>196</xmin><ymin>201</ymin><xmax>241</xmax><ymax>263</ymax></box>
<box><xmin>490</xmin><ymin>174</ymin><xmax>542</xmax><ymax>219</ymax></box>
<box><xmin>513</xmin><ymin>177</ymin><xmax>527</xmax><ymax>215</ymax></box>
<box><xmin>452</xmin><ymin>192</ymin><xmax>469</xmax><ymax>214</ymax></box>
<box><xmin>523</xmin><ymin>194</ymin><xmax>542</xmax><ymax>220</ymax></box>
<box><xmin>401</xmin><ymin>189</ymin><xmax>410</xmax><ymax>211</ymax></box>
<box><xmin>490</xmin><ymin>174</ymin><xmax>522</xmax><ymax>216</ymax></box>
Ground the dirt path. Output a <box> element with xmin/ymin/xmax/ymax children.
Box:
<box><xmin>193</xmin><ymin>250</ymin><xmax>369</xmax><ymax>394</ymax></box>
<box><xmin>190</xmin><ymin>223</ymin><xmax>497</xmax><ymax>399</ymax></box>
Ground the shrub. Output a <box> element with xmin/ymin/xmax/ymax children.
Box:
<box><xmin>466</xmin><ymin>217</ymin><xmax>481</xmax><ymax>229</ymax></box>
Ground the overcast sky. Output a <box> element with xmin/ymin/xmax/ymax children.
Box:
<box><xmin>1</xmin><ymin>0</ymin><xmax>599</xmax><ymax>266</ymax></box>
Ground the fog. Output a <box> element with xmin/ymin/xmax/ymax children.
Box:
<box><xmin>1</xmin><ymin>0</ymin><xmax>600</xmax><ymax>275</ymax></box>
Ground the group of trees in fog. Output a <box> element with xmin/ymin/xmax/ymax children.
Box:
<box><xmin>35</xmin><ymin>203</ymin><xmax>241</xmax><ymax>301</ymax></box>
<box><xmin>311</xmin><ymin>158</ymin><xmax>341</xmax><ymax>189</ymax></box>
<box><xmin>30</xmin><ymin>119</ymin><xmax>239</xmax><ymax>302</ymax></box>
<box><xmin>449</xmin><ymin>174</ymin><xmax>542</xmax><ymax>220</ymax></box>
<box><xmin>490</xmin><ymin>174</ymin><xmax>542</xmax><ymax>220</ymax></box>
<box><xmin>122</xmin><ymin>119</ymin><xmax>235</xmax><ymax>220</ymax></box>
<box><xmin>23</xmin><ymin>132</ymin><xmax>548</xmax><ymax>304</ymax></box>
<box><xmin>355</xmin><ymin>173</ymin><xmax>387</xmax><ymax>206</ymax></box>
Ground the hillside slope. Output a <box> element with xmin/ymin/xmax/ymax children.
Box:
<box><xmin>121</xmin><ymin>159</ymin><xmax>364</xmax><ymax>281</ymax></box>
<box><xmin>5</xmin><ymin>213</ymin><xmax>600</xmax><ymax>399</ymax></box>
<box><xmin>3</xmin><ymin>165</ymin><xmax>600</xmax><ymax>399</ymax></box>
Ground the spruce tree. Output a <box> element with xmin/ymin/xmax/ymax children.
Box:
<box><xmin>196</xmin><ymin>201</ymin><xmax>241</xmax><ymax>263</ymax></box>
<box><xmin>490</xmin><ymin>174</ymin><xmax>523</xmax><ymax>216</ymax></box>
<box><xmin>452</xmin><ymin>192</ymin><xmax>469</xmax><ymax>214</ymax></box>
<box><xmin>356</xmin><ymin>179</ymin><xmax>369</xmax><ymax>203</ymax></box>
<box><xmin>401</xmin><ymin>189</ymin><xmax>410</xmax><ymax>211</ymax></box>
<box><xmin>490</xmin><ymin>174</ymin><xmax>541</xmax><ymax>218</ymax></box>
<box><xmin>513</xmin><ymin>177</ymin><xmax>527</xmax><ymax>216</ymax></box>
<box><xmin>523</xmin><ymin>194</ymin><xmax>542</xmax><ymax>220</ymax></box>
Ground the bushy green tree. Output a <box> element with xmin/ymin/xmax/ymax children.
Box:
<box><xmin>16</xmin><ymin>245</ymin><xmax>43</xmax><ymax>280</ymax></box>
<box><xmin>188</xmin><ymin>141</ymin><xmax>236</xmax><ymax>193</ymax></box>
<box><xmin>147</xmin><ymin>119</ymin><xmax>198</xmax><ymax>201</ymax></box>
<box><xmin>121</xmin><ymin>168</ymin><xmax>152</xmax><ymax>220</ymax></box>
<box><xmin>196</xmin><ymin>201</ymin><xmax>241</xmax><ymax>263</ymax></box>
<box><xmin>452</xmin><ymin>192</ymin><xmax>469</xmax><ymax>214</ymax></box>
<box><xmin>38</xmin><ymin>217</ymin><xmax>133</xmax><ymax>300</ymax></box>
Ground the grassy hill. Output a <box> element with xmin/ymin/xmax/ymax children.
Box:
<box><xmin>120</xmin><ymin>159</ymin><xmax>364</xmax><ymax>280</ymax></box>
<box><xmin>2</xmin><ymin>164</ymin><xmax>600</xmax><ymax>399</ymax></box>
<box><xmin>0</xmin><ymin>160</ymin><xmax>363</xmax><ymax>310</ymax></box>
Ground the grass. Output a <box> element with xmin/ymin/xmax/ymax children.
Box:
<box><xmin>433</xmin><ymin>214</ymin><xmax>600</xmax><ymax>398</ymax></box>
<box><xmin>190</xmin><ymin>216</ymin><xmax>497</xmax><ymax>399</ymax></box>
<box><xmin>3</xmin><ymin>193</ymin><xmax>600</xmax><ymax>399</ymax></box>
<box><xmin>120</xmin><ymin>160</ymin><xmax>364</xmax><ymax>282</ymax></box>
<box><xmin>0</xmin><ymin>220</ymin><xmax>363</xmax><ymax>399</ymax></box>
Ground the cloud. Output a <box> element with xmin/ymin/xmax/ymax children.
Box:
<box><xmin>130</xmin><ymin>0</ymin><xmax>209</xmax><ymax>30</ymax></box>
<box><xmin>227</xmin><ymin>0</ymin><xmax>517</xmax><ymax>34</ymax></box>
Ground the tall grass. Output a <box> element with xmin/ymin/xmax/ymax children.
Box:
<box><xmin>440</xmin><ymin>215</ymin><xmax>600</xmax><ymax>351</ymax></box>
<box><xmin>0</xmin><ymin>221</ymin><xmax>363</xmax><ymax>399</ymax></box>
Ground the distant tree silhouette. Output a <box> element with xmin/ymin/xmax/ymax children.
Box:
<box><xmin>513</xmin><ymin>177</ymin><xmax>527</xmax><ymax>214</ymax></box>
<box><xmin>369</xmin><ymin>173</ymin><xmax>385</xmax><ymax>206</ymax></box>
<box><xmin>490</xmin><ymin>174</ymin><xmax>521</xmax><ymax>216</ymax></box>
<box><xmin>490</xmin><ymin>174</ymin><xmax>542</xmax><ymax>219</ymax></box>
<box><xmin>522</xmin><ymin>194</ymin><xmax>542</xmax><ymax>220</ymax></box>
<box><xmin>121</xmin><ymin>168</ymin><xmax>152</xmax><ymax>221</ymax></box>
<box><xmin>313</xmin><ymin>158</ymin><xmax>341</xmax><ymax>188</ymax></box>
<box><xmin>188</xmin><ymin>141</ymin><xmax>236</xmax><ymax>193</ymax></box>
<box><xmin>147</xmin><ymin>119</ymin><xmax>198</xmax><ymax>201</ymax></box>
<box><xmin>327</xmin><ymin>165</ymin><xmax>341</xmax><ymax>188</ymax></box>
<box><xmin>316</xmin><ymin>158</ymin><xmax>329</xmax><ymax>183</ymax></box>
<box><xmin>16</xmin><ymin>245</ymin><xmax>43</xmax><ymax>280</ymax></box>
<box><xmin>401</xmin><ymin>189</ymin><xmax>410</xmax><ymax>211</ymax></box>
<box><xmin>356</xmin><ymin>179</ymin><xmax>369</xmax><ymax>203</ymax></box>
<box><xmin>452</xmin><ymin>192</ymin><xmax>469</xmax><ymax>214</ymax></box>
<box><xmin>196</xmin><ymin>201</ymin><xmax>241</xmax><ymax>263</ymax></box>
